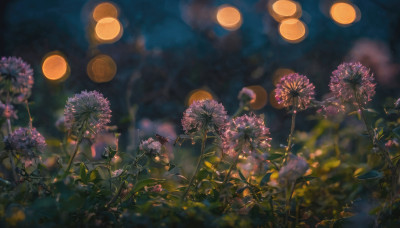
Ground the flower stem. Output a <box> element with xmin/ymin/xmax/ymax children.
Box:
<box><xmin>222</xmin><ymin>149</ymin><xmax>241</xmax><ymax>185</ymax></box>
<box><xmin>284</xmin><ymin>98</ymin><xmax>298</xmax><ymax>164</ymax></box>
<box><xmin>284</xmin><ymin>181</ymin><xmax>296</xmax><ymax>227</ymax></box>
<box><xmin>63</xmin><ymin>126</ymin><xmax>86</xmax><ymax>177</ymax></box>
<box><xmin>181</xmin><ymin>131</ymin><xmax>207</xmax><ymax>201</ymax></box>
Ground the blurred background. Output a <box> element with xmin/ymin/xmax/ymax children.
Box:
<box><xmin>1</xmin><ymin>0</ymin><xmax>400</xmax><ymax>150</ymax></box>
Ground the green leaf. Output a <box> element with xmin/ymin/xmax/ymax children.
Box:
<box><xmin>197</xmin><ymin>169</ymin><xmax>209</xmax><ymax>180</ymax></box>
<box><xmin>268</xmin><ymin>153</ymin><xmax>284</xmax><ymax>160</ymax></box>
<box><xmin>238</xmin><ymin>169</ymin><xmax>246</xmax><ymax>182</ymax></box>
<box><xmin>89</xmin><ymin>169</ymin><xmax>102</xmax><ymax>183</ymax></box>
<box><xmin>202</xmin><ymin>151</ymin><xmax>215</xmax><ymax>158</ymax></box>
<box><xmin>80</xmin><ymin>163</ymin><xmax>88</xmax><ymax>184</ymax></box>
<box><xmin>260</xmin><ymin>172</ymin><xmax>272</xmax><ymax>186</ymax></box>
<box><xmin>356</xmin><ymin>170</ymin><xmax>383</xmax><ymax>180</ymax></box>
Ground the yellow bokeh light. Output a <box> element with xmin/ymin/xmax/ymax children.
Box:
<box><xmin>247</xmin><ymin>85</ymin><xmax>268</xmax><ymax>110</ymax></box>
<box><xmin>216</xmin><ymin>5</ymin><xmax>242</xmax><ymax>31</ymax></box>
<box><xmin>42</xmin><ymin>53</ymin><xmax>69</xmax><ymax>81</ymax></box>
<box><xmin>187</xmin><ymin>89</ymin><xmax>213</xmax><ymax>106</ymax></box>
<box><xmin>95</xmin><ymin>17</ymin><xmax>122</xmax><ymax>42</ymax></box>
<box><xmin>279</xmin><ymin>18</ymin><xmax>307</xmax><ymax>43</ymax></box>
<box><xmin>273</xmin><ymin>68</ymin><xmax>294</xmax><ymax>85</ymax></box>
<box><xmin>272</xmin><ymin>0</ymin><xmax>297</xmax><ymax>17</ymax></box>
<box><xmin>270</xmin><ymin>89</ymin><xmax>284</xmax><ymax>109</ymax></box>
<box><xmin>87</xmin><ymin>55</ymin><xmax>117</xmax><ymax>83</ymax></box>
<box><xmin>330</xmin><ymin>2</ymin><xmax>357</xmax><ymax>25</ymax></box>
<box><xmin>93</xmin><ymin>2</ymin><xmax>118</xmax><ymax>22</ymax></box>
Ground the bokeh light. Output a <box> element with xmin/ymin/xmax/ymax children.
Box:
<box><xmin>272</xmin><ymin>68</ymin><xmax>295</xmax><ymax>85</ymax></box>
<box><xmin>279</xmin><ymin>18</ymin><xmax>307</xmax><ymax>43</ymax></box>
<box><xmin>246</xmin><ymin>85</ymin><xmax>268</xmax><ymax>110</ymax></box>
<box><xmin>330</xmin><ymin>2</ymin><xmax>357</xmax><ymax>26</ymax></box>
<box><xmin>95</xmin><ymin>17</ymin><xmax>122</xmax><ymax>42</ymax></box>
<box><xmin>269</xmin><ymin>0</ymin><xmax>301</xmax><ymax>22</ymax></box>
<box><xmin>216</xmin><ymin>5</ymin><xmax>242</xmax><ymax>31</ymax></box>
<box><xmin>87</xmin><ymin>54</ymin><xmax>117</xmax><ymax>83</ymax></box>
<box><xmin>92</xmin><ymin>2</ymin><xmax>118</xmax><ymax>22</ymax></box>
<box><xmin>42</xmin><ymin>53</ymin><xmax>69</xmax><ymax>81</ymax></box>
<box><xmin>269</xmin><ymin>89</ymin><xmax>284</xmax><ymax>109</ymax></box>
<box><xmin>186</xmin><ymin>89</ymin><xmax>213</xmax><ymax>106</ymax></box>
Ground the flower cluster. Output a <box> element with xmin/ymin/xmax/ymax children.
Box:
<box><xmin>0</xmin><ymin>102</ymin><xmax>17</xmax><ymax>119</ymax></box>
<box><xmin>222</xmin><ymin>114</ymin><xmax>271</xmax><ymax>157</ymax></box>
<box><xmin>140</xmin><ymin>137</ymin><xmax>162</xmax><ymax>156</ymax></box>
<box><xmin>329</xmin><ymin>62</ymin><xmax>376</xmax><ymax>107</ymax></box>
<box><xmin>64</xmin><ymin>90</ymin><xmax>111</xmax><ymax>137</ymax></box>
<box><xmin>278</xmin><ymin>155</ymin><xmax>308</xmax><ymax>184</ymax></box>
<box><xmin>238</xmin><ymin>87</ymin><xmax>256</xmax><ymax>104</ymax></box>
<box><xmin>0</xmin><ymin>57</ymin><xmax>34</xmax><ymax>103</ymax></box>
<box><xmin>275</xmin><ymin>73</ymin><xmax>315</xmax><ymax>111</ymax></box>
<box><xmin>181</xmin><ymin>99</ymin><xmax>228</xmax><ymax>135</ymax></box>
<box><xmin>6</xmin><ymin>127</ymin><xmax>46</xmax><ymax>158</ymax></box>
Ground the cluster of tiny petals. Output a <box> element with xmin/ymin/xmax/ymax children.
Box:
<box><xmin>140</xmin><ymin>137</ymin><xmax>162</xmax><ymax>156</ymax></box>
<box><xmin>222</xmin><ymin>113</ymin><xmax>271</xmax><ymax>157</ymax></box>
<box><xmin>275</xmin><ymin>73</ymin><xmax>315</xmax><ymax>110</ymax></box>
<box><xmin>7</xmin><ymin>127</ymin><xmax>46</xmax><ymax>157</ymax></box>
<box><xmin>64</xmin><ymin>90</ymin><xmax>111</xmax><ymax>137</ymax></box>
<box><xmin>0</xmin><ymin>56</ymin><xmax>34</xmax><ymax>103</ymax></box>
<box><xmin>278</xmin><ymin>155</ymin><xmax>308</xmax><ymax>184</ymax></box>
<box><xmin>329</xmin><ymin>62</ymin><xmax>376</xmax><ymax>107</ymax></box>
<box><xmin>181</xmin><ymin>99</ymin><xmax>228</xmax><ymax>135</ymax></box>
<box><xmin>238</xmin><ymin>87</ymin><xmax>256</xmax><ymax>103</ymax></box>
<box><xmin>0</xmin><ymin>102</ymin><xmax>17</xmax><ymax>119</ymax></box>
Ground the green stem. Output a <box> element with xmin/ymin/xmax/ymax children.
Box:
<box><xmin>284</xmin><ymin>181</ymin><xmax>296</xmax><ymax>227</ymax></box>
<box><xmin>233</xmin><ymin>104</ymin><xmax>246</xmax><ymax>118</ymax></box>
<box><xmin>181</xmin><ymin>131</ymin><xmax>207</xmax><ymax>201</ymax></box>
<box><xmin>63</xmin><ymin>126</ymin><xmax>86</xmax><ymax>177</ymax></box>
<box><xmin>106</xmin><ymin>178</ymin><xmax>126</xmax><ymax>208</ymax></box>
<box><xmin>284</xmin><ymin>98</ymin><xmax>298</xmax><ymax>164</ymax></box>
<box><xmin>222</xmin><ymin>149</ymin><xmax>241</xmax><ymax>185</ymax></box>
<box><xmin>6</xmin><ymin>118</ymin><xmax>17</xmax><ymax>183</ymax></box>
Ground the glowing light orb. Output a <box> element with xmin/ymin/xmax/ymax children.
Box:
<box><xmin>42</xmin><ymin>53</ymin><xmax>69</xmax><ymax>80</ymax></box>
<box><xmin>95</xmin><ymin>17</ymin><xmax>122</xmax><ymax>42</ymax></box>
<box><xmin>93</xmin><ymin>2</ymin><xmax>118</xmax><ymax>22</ymax></box>
<box><xmin>330</xmin><ymin>2</ymin><xmax>357</xmax><ymax>25</ymax></box>
<box><xmin>273</xmin><ymin>68</ymin><xmax>295</xmax><ymax>85</ymax></box>
<box><xmin>279</xmin><ymin>18</ymin><xmax>307</xmax><ymax>43</ymax></box>
<box><xmin>272</xmin><ymin>0</ymin><xmax>297</xmax><ymax>17</ymax></box>
<box><xmin>87</xmin><ymin>55</ymin><xmax>117</xmax><ymax>83</ymax></box>
<box><xmin>247</xmin><ymin>86</ymin><xmax>268</xmax><ymax>110</ymax></box>
<box><xmin>187</xmin><ymin>89</ymin><xmax>213</xmax><ymax>106</ymax></box>
<box><xmin>270</xmin><ymin>89</ymin><xmax>284</xmax><ymax>109</ymax></box>
<box><xmin>216</xmin><ymin>5</ymin><xmax>242</xmax><ymax>31</ymax></box>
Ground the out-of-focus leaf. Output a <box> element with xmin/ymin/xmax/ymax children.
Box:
<box><xmin>80</xmin><ymin>163</ymin><xmax>88</xmax><ymax>184</ymax></box>
<box><xmin>238</xmin><ymin>169</ymin><xmax>246</xmax><ymax>182</ymax></box>
<box><xmin>202</xmin><ymin>151</ymin><xmax>215</xmax><ymax>158</ymax></box>
<box><xmin>268</xmin><ymin>153</ymin><xmax>284</xmax><ymax>160</ymax></box>
<box><xmin>356</xmin><ymin>170</ymin><xmax>383</xmax><ymax>180</ymax></box>
<box><xmin>236</xmin><ymin>186</ymin><xmax>248</xmax><ymax>194</ymax></box>
<box><xmin>260</xmin><ymin>173</ymin><xmax>272</xmax><ymax>186</ymax></box>
<box><xmin>89</xmin><ymin>169</ymin><xmax>102</xmax><ymax>183</ymax></box>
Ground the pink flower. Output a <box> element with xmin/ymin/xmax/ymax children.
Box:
<box><xmin>6</xmin><ymin>127</ymin><xmax>46</xmax><ymax>158</ymax></box>
<box><xmin>140</xmin><ymin>137</ymin><xmax>162</xmax><ymax>156</ymax></box>
<box><xmin>275</xmin><ymin>73</ymin><xmax>315</xmax><ymax>110</ymax></box>
<box><xmin>329</xmin><ymin>62</ymin><xmax>376</xmax><ymax>107</ymax></box>
<box><xmin>64</xmin><ymin>91</ymin><xmax>111</xmax><ymax>137</ymax></box>
<box><xmin>278</xmin><ymin>155</ymin><xmax>308</xmax><ymax>184</ymax></box>
<box><xmin>0</xmin><ymin>102</ymin><xmax>17</xmax><ymax>119</ymax></box>
<box><xmin>222</xmin><ymin>113</ymin><xmax>271</xmax><ymax>157</ymax></box>
<box><xmin>238</xmin><ymin>87</ymin><xmax>256</xmax><ymax>104</ymax></box>
<box><xmin>0</xmin><ymin>56</ymin><xmax>34</xmax><ymax>103</ymax></box>
<box><xmin>181</xmin><ymin>99</ymin><xmax>228</xmax><ymax>135</ymax></box>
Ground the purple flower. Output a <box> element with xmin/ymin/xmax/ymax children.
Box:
<box><xmin>329</xmin><ymin>62</ymin><xmax>376</xmax><ymax>107</ymax></box>
<box><xmin>278</xmin><ymin>155</ymin><xmax>308</xmax><ymax>184</ymax></box>
<box><xmin>0</xmin><ymin>102</ymin><xmax>17</xmax><ymax>119</ymax></box>
<box><xmin>6</xmin><ymin>127</ymin><xmax>46</xmax><ymax>158</ymax></box>
<box><xmin>64</xmin><ymin>91</ymin><xmax>111</xmax><ymax>137</ymax></box>
<box><xmin>181</xmin><ymin>99</ymin><xmax>228</xmax><ymax>135</ymax></box>
<box><xmin>140</xmin><ymin>137</ymin><xmax>162</xmax><ymax>156</ymax></box>
<box><xmin>238</xmin><ymin>87</ymin><xmax>256</xmax><ymax>104</ymax></box>
<box><xmin>394</xmin><ymin>98</ymin><xmax>400</xmax><ymax>109</ymax></box>
<box><xmin>275</xmin><ymin>73</ymin><xmax>315</xmax><ymax>110</ymax></box>
<box><xmin>222</xmin><ymin>113</ymin><xmax>271</xmax><ymax>157</ymax></box>
<box><xmin>0</xmin><ymin>57</ymin><xmax>34</xmax><ymax>103</ymax></box>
